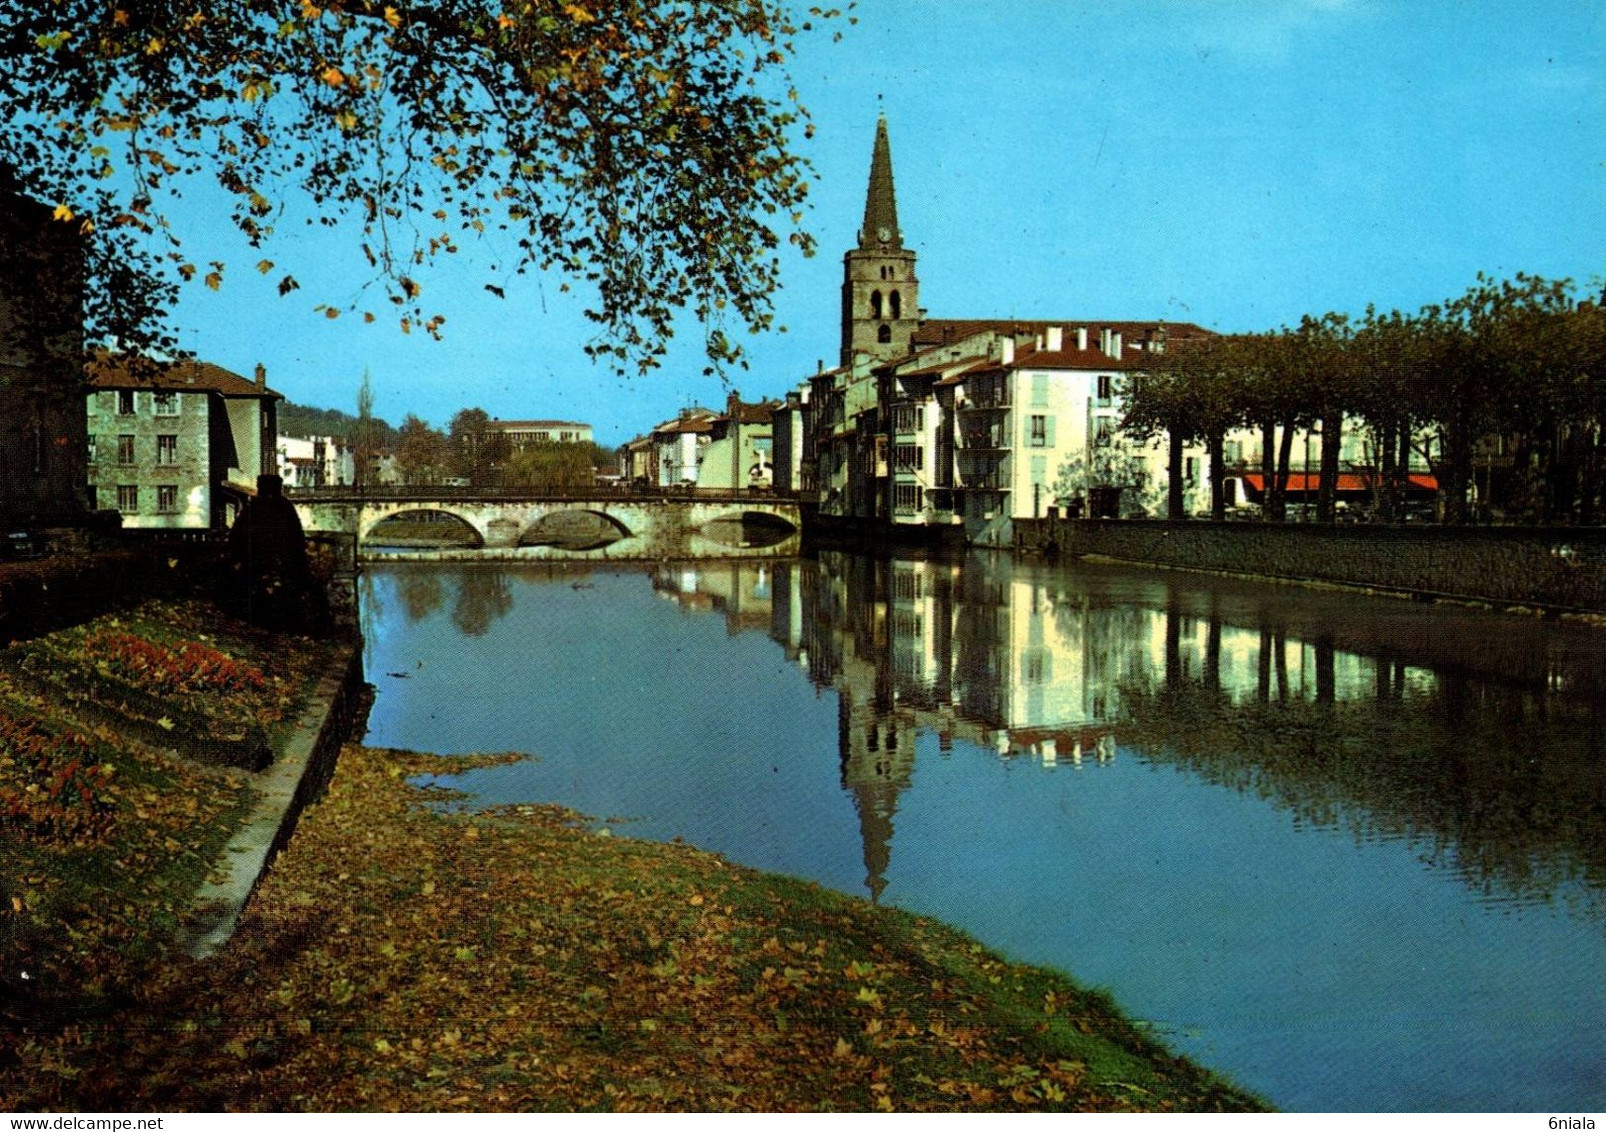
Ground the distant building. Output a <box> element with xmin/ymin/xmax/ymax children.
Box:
<box><xmin>85</xmin><ymin>357</ymin><xmax>281</xmax><ymax>529</ymax></box>
<box><xmin>0</xmin><ymin>181</ymin><xmax>87</xmax><ymax>527</ymax></box>
<box><xmin>485</xmin><ymin>419</ymin><xmax>593</xmax><ymax>448</ymax></box>
<box><xmin>651</xmin><ymin>409</ymin><xmax>718</xmax><ymax>486</ymax></box>
<box><xmin>277</xmin><ymin>434</ymin><xmax>355</xmax><ymax>488</ymax></box>
<box><xmin>618</xmin><ymin>435</ymin><xmax>656</xmax><ymax>485</ymax></box>
<box><xmin>696</xmin><ymin>392</ymin><xmax>778</xmax><ymax>490</ymax></box>
<box><xmin>770</xmin><ymin>388</ymin><xmax>809</xmax><ymax>494</ymax></box>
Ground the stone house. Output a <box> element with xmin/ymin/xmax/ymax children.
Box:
<box><xmin>85</xmin><ymin>357</ymin><xmax>281</xmax><ymax>530</ymax></box>
<box><xmin>0</xmin><ymin>181</ymin><xmax>87</xmax><ymax>528</ymax></box>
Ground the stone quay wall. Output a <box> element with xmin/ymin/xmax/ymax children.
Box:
<box><xmin>1014</xmin><ymin>518</ymin><xmax>1606</xmax><ymax>613</ymax></box>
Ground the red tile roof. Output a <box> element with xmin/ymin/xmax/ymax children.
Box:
<box><xmin>725</xmin><ymin>401</ymin><xmax>778</xmax><ymax>425</ymax></box>
<box><xmin>1006</xmin><ymin>343</ymin><xmax>1143</xmax><ymax>370</ymax></box>
<box><xmin>911</xmin><ymin>318</ymin><xmax>1212</xmax><ymax>349</ymax></box>
<box><xmin>934</xmin><ymin>358</ymin><xmax>1006</xmax><ymax>386</ymax></box>
<box><xmin>488</xmin><ymin>419</ymin><xmax>591</xmax><ymax>431</ymax></box>
<box><xmin>86</xmin><ymin>355</ymin><xmax>281</xmax><ymax>398</ymax></box>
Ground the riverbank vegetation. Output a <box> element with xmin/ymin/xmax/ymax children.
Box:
<box><xmin>1126</xmin><ymin>273</ymin><xmax>1606</xmax><ymax>525</ymax></box>
<box><xmin>3</xmin><ymin>739</ymin><xmax>1265</xmax><ymax>1112</ymax></box>
<box><xmin>0</xmin><ymin>599</ymin><xmax>1264</xmax><ymax>1112</ymax></box>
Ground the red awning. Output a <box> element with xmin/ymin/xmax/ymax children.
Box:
<box><xmin>1240</xmin><ymin>472</ymin><xmax>1437</xmax><ymax>494</ymax></box>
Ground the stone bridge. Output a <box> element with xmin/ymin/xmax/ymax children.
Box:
<box><xmin>289</xmin><ymin>487</ymin><xmax>802</xmax><ymax>561</ymax></box>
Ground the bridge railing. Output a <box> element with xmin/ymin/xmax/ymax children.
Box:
<box><xmin>286</xmin><ymin>483</ymin><xmax>797</xmax><ymax>506</ymax></box>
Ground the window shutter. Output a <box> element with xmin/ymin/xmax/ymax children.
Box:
<box><xmin>1045</xmin><ymin>415</ymin><xmax>1057</xmax><ymax>447</ymax></box>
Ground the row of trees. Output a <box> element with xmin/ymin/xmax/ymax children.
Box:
<box><xmin>393</xmin><ymin>407</ymin><xmax>607</xmax><ymax>488</ymax></box>
<box><xmin>1124</xmin><ymin>273</ymin><xmax>1606</xmax><ymax>525</ymax></box>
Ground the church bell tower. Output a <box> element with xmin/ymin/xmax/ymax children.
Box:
<box><xmin>841</xmin><ymin>116</ymin><xmax>920</xmax><ymax>367</ymax></box>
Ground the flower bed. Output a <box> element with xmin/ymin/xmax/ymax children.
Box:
<box><xmin>0</xmin><ymin>601</ymin><xmax>328</xmax><ymax>770</ymax></box>
<box><xmin>0</xmin><ymin>700</ymin><xmax>115</xmax><ymax>843</ymax></box>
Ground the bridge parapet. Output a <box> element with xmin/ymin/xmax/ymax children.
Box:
<box><xmin>291</xmin><ymin>491</ymin><xmax>802</xmax><ymax>562</ymax></box>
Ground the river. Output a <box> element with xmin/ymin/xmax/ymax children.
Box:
<box><xmin>359</xmin><ymin>550</ymin><xmax>1606</xmax><ymax>1112</ymax></box>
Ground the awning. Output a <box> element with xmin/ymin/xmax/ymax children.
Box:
<box><xmin>1239</xmin><ymin>472</ymin><xmax>1437</xmax><ymax>496</ymax></box>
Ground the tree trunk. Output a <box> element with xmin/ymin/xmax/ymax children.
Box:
<box><xmin>1442</xmin><ymin>414</ymin><xmax>1473</xmax><ymax>524</ymax></box>
<box><xmin>1208</xmin><ymin>431</ymin><xmax>1226</xmax><ymax>522</ymax></box>
<box><xmin>1274</xmin><ymin>419</ymin><xmax>1296</xmax><ymax>522</ymax></box>
<box><xmin>1378</xmin><ymin>420</ymin><xmax>1398</xmax><ymax>522</ymax></box>
<box><xmin>1580</xmin><ymin>424</ymin><xmax>1602</xmax><ymax>527</ymax></box>
<box><xmin>1167</xmin><ymin>429</ymin><xmax>1186</xmax><ymax>520</ymax></box>
<box><xmin>1261</xmin><ymin>420</ymin><xmax>1281</xmax><ymax>521</ymax></box>
<box><xmin>1317</xmin><ymin>412</ymin><xmax>1342</xmax><ymax>523</ymax></box>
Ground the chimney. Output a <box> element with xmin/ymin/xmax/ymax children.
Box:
<box><xmin>1111</xmin><ymin>331</ymin><xmax>1123</xmax><ymax>358</ymax></box>
<box><xmin>254</xmin><ymin>363</ymin><xmax>266</xmax><ymax>391</ymax></box>
<box><xmin>1099</xmin><ymin>327</ymin><xmax>1111</xmax><ymax>355</ymax></box>
<box><xmin>1001</xmin><ymin>337</ymin><xmax>1015</xmax><ymax>365</ymax></box>
<box><xmin>1076</xmin><ymin>327</ymin><xmax>1088</xmax><ymax>351</ymax></box>
<box><xmin>1045</xmin><ymin>326</ymin><xmax>1064</xmax><ymax>351</ymax></box>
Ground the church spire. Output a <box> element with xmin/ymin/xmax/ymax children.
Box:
<box><xmin>858</xmin><ymin>116</ymin><xmax>902</xmax><ymax>250</ymax></box>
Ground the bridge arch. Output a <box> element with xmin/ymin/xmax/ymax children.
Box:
<box><xmin>698</xmin><ymin>509</ymin><xmax>799</xmax><ymax>550</ymax></box>
<box><xmin>360</xmin><ymin>506</ymin><xmax>485</xmax><ymax>548</ymax></box>
<box><xmin>519</xmin><ymin>509</ymin><xmax>633</xmax><ymax>551</ymax></box>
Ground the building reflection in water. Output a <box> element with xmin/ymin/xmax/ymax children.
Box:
<box><xmin>652</xmin><ymin>551</ymin><xmax>1606</xmax><ymax>908</ymax></box>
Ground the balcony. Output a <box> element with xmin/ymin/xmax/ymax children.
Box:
<box><xmin>959</xmin><ymin>471</ymin><xmax>1010</xmax><ymax>491</ymax></box>
<box><xmin>958</xmin><ymin>430</ymin><xmax>1007</xmax><ymax>451</ymax></box>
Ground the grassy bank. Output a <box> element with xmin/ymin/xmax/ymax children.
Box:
<box><xmin>1</xmin><ymin>599</ymin><xmax>1265</xmax><ymax>1113</ymax></box>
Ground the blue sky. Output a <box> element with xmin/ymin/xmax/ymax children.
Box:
<box><xmin>165</xmin><ymin>0</ymin><xmax>1604</xmax><ymax>446</ymax></box>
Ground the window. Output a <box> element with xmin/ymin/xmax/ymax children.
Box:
<box><xmin>870</xmin><ymin>290</ymin><xmax>883</xmax><ymax>318</ymax></box>
<box><xmin>86</xmin><ymin>485</ymin><xmax>97</xmax><ymax>510</ymax></box>
<box><xmin>118</xmin><ymin>390</ymin><xmax>135</xmax><ymax>415</ymax></box>
<box><xmin>156</xmin><ymin>434</ymin><xmax>178</xmax><ymax>465</ymax></box>
<box><xmin>86</xmin><ymin>435</ymin><xmax>97</xmax><ymax>463</ymax></box>
<box><xmin>889</xmin><ymin>290</ymin><xmax>902</xmax><ymax>319</ymax></box>
<box><xmin>117</xmin><ymin>434</ymin><xmax>136</xmax><ymax>464</ymax></box>
<box><xmin>894</xmin><ymin>443</ymin><xmax>923</xmax><ymax>471</ymax></box>
<box><xmin>1093</xmin><ymin>418</ymin><xmax>1115</xmax><ymax>446</ymax></box>
<box><xmin>157</xmin><ymin>485</ymin><xmax>178</xmax><ymax>513</ymax></box>
<box><xmin>153</xmin><ymin>391</ymin><xmax>179</xmax><ymax>416</ymax></box>
<box><xmin>1029</xmin><ymin>415</ymin><xmax>1047</xmax><ymax>447</ymax></box>
<box><xmin>877</xmin><ymin>324</ymin><xmax>891</xmax><ymax>344</ymax></box>
<box><xmin>116</xmin><ymin>484</ymin><xmax>139</xmax><ymax>513</ymax></box>
<box><xmin>894</xmin><ymin>483</ymin><xmax>922</xmax><ymax>512</ymax></box>
<box><xmin>1097</xmin><ymin>374</ymin><xmax>1113</xmax><ymax>402</ymax></box>
<box><xmin>1185</xmin><ymin>456</ymin><xmax>1198</xmax><ymax>483</ymax></box>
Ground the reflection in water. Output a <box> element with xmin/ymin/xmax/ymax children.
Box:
<box><xmin>451</xmin><ymin>569</ymin><xmax>513</xmax><ymax>637</ymax></box>
<box><xmin>656</xmin><ymin>551</ymin><xmax>1606</xmax><ymax>913</ymax></box>
<box><xmin>396</xmin><ymin>570</ymin><xmax>446</xmax><ymax>623</ymax></box>
<box><xmin>364</xmin><ymin>552</ymin><xmax>1606</xmax><ymax>1111</ymax></box>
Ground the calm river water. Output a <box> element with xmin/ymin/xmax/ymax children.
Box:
<box><xmin>359</xmin><ymin>551</ymin><xmax>1606</xmax><ymax>1112</ymax></box>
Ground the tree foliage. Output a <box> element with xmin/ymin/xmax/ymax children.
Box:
<box><xmin>1120</xmin><ymin>272</ymin><xmax>1605</xmax><ymax>524</ymax></box>
<box><xmin>446</xmin><ymin>405</ymin><xmax>509</xmax><ymax>480</ymax></box>
<box><xmin>0</xmin><ymin>0</ymin><xmax>835</xmax><ymax>373</ymax></box>
<box><xmin>394</xmin><ymin>412</ymin><xmax>448</xmax><ymax>483</ymax></box>
<box><xmin>503</xmin><ymin>438</ymin><xmax>595</xmax><ymax>488</ymax></box>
